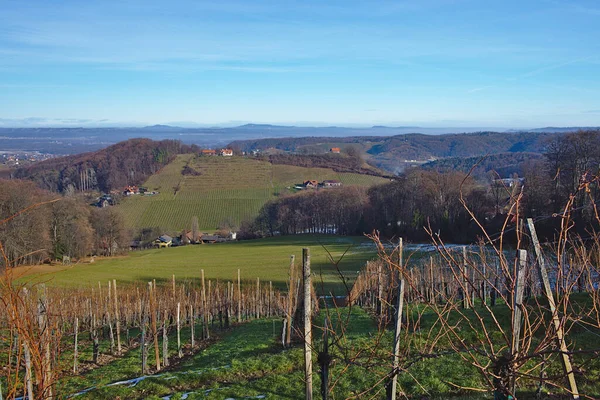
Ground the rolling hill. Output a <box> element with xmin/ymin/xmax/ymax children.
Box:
<box><xmin>229</xmin><ymin>130</ymin><xmax>564</xmax><ymax>174</ymax></box>
<box><xmin>116</xmin><ymin>154</ymin><xmax>388</xmax><ymax>233</ymax></box>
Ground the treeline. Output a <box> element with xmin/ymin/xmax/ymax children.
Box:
<box><xmin>262</xmin><ymin>153</ymin><xmax>387</xmax><ymax>176</ymax></box>
<box><xmin>243</xmin><ymin>186</ymin><xmax>370</xmax><ymax>237</ymax></box>
<box><xmin>242</xmin><ymin>171</ymin><xmax>484</xmax><ymax>242</ymax></box>
<box><xmin>13</xmin><ymin>139</ymin><xmax>198</xmax><ymax>194</ymax></box>
<box><xmin>421</xmin><ymin>152</ymin><xmax>544</xmax><ymax>181</ymax></box>
<box><xmin>0</xmin><ymin>180</ymin><xmax>129</xmax><ymax>267</ymax></box>
<box><xmin>524</xmin><ymin>129</ymin><xmax>600</xmax><ymax>235</ymax></box>
<box><xmin>243</xmin><ymin>130</ymin><xmax>600</xmax><ymax>243</ymax></box>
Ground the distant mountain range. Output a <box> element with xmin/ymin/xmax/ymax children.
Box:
<box><xmin>0</xmin><ymin>124</ymin><xmax>597</xmax><ymax>158</ymax></box>
<box><xmin>228</xmin><ymin>129</ymin><xmax>594</xmax><ymax>174</ymax></box>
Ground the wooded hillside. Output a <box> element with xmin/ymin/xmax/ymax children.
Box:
<box><xmin>13</xmin><ymin>139</ymin><xmax>196</xmax><ymax>193</ymax></box>
<box><xmin>229</xmin><ymin>130</ymin><xmax>561</xmax><ymax>173</ymax></box>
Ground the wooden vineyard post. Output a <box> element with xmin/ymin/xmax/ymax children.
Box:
<box><xmin>92</xmin><ymin>312</ymin><xmax>99</xmax><ymax>364</ymax></box>
<box><xmin>162</xmin><ymin>309</ymin><xmax>169</xmax><ymax>367</ymax></box>
<box><xmin>303</xmin><ymin>248</ymin><xmax>313</xmax><ymax>400</ymax></box>
<box><xmin>73</xmin><ymin>317</ymin><xmax>79</xmax><ymax>374</ymax></box>
<box><xmin>141</xmin><ymin>289</ymin><xmax>148</xmax><ymax>374</ymax></box>
<box><xmin>286</xmin><ymin>255</ymin><xmax>295</xmax><ymax>347</ymax></box>
<box><xmin>177</xmin><ymin>302</ymin><xmax>183</xmax><ymax>358</ymax></box>
<box><xmin>282</xmin><ymin>319</ymin><xmax>287</xmax><ymax>347</ymax></box>
<box><xmin>377</xmin><ymin>263</ymin><xmax>383</xmax><ymax>315</ymax></box>
<box><xmin>512</xmin><ymin>250</ymin><xmax>527</xmax><ymax>354</ymax></box>
<box><xmin>237</xmin><ymin>269</ymin><xmax>242</xmax><ymax>322</ymax></box>
<box><xmin>429</xmin><ymin>256</ymin><xmax>435</xmax><ymax>304</ymax></box>
<box><xmin>149</xmin><ymin>281</ymin><xmax>161</xmax><ymax>372</ymax></box>
<box><xmin>509</xmin><ymin>250</ymin><xmax>527</xmax><ymax>396</ymax></box>
<box><xmin>24</xmin><ymin>342</ymin><xmax>34</xmax><ymax>400</ymax></box>
<box><xmin>113</xmin><ymin>279</ymin><xmax>121</xmax><ymax>355</ymax></box>
<box><xmin>208</xmin><ymin>280</ymin><xmax>212</xmax><ymax>326</ymax></box>
<box><xmin>389</xmin><ymin>238</ymin><xmax>405</xmax><ymax>400</ymax></box>
<box><xmin>189</xmin><ymin>304</ymin><xmax>195</xmax><ymax>348</ymax></box>
<box><xmin>256</xmin><ymin>277</ymin><xmax>261</xmax><ymax>319</ymax></box>
<box><xmin>482</xmin><ymin>262</ymin><xmax>488</xmax><ymax>307</ymax></box>
<box><xmin>462</xmin><ymin>247</ymin><xmax>470</xmax><ymax>309</ymax></box>
<box><xmin>269</xmin><ymin>281</ymin><xmax>273</xmax><ymax>317</ymax></box>
<box><xmin>320</xmin><ymin>317</ymin><xmax>331</xmax><ymax>400</ymax></box>
<box><xmin>527</xmin><ymin>218</ymin><xmax>579</xmax><ymax>399</ymax></box>
<box><xmin>38</xmin><ymin>285</ymin><xmax>53</xmax><ymax>400</ymax></box>
<box><xmin>201</xmin><ymin>269</ymin><xmax>210</xmax><ymax>339</ymax></box>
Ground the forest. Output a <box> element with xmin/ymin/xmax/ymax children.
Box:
<box><xmin>12</xmin><ymin>139</ymin><xmax>198</xmax><ymax>194</ymax></box>
<box><xmin>0</xmin><ymin>179</ymin><xmax>129</xmax><ymax>267</ymax></box>
<box><xmin>243</xmin><ymin>130</ymin><xmax>600</xmax><ymax>243</ymax></box>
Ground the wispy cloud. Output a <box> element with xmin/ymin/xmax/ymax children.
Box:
<box><xmin>518</xmin><ymin>56</ymin><xmax>595</xmax><ymax>79</ymax></box>
<box><xmin>467</xmin><ymin>85</ymin><xmax>494</xmax><ymax>93</ymax></box>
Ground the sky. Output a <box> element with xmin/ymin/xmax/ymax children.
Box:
<box><xmin>0</xmin><ymin>0</ymin><xmax>599</xmax><ymax>128</ymax></box>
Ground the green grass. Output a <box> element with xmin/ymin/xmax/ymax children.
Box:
<box><xmin>116</xmin><ymin>155</ymin><xmax>387</xmax><ymax>232</ymax></box>
<box><xmin>17</xmin><ymin>235</ymin><xmax>377</xmax><ymax>294</ymax></box>
<box><xmin>6</xmin><ymin>297</ymin><xmax>599</xmax><ymax>399</ymax></box>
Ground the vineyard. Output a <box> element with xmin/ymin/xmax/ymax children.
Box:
<box><xmin>116</xmin><ymin>155</ymin><xmax>388</xmax><ymax>232</ymax></box>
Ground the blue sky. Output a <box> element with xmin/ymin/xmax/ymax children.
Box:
<box><xmin>1</xmin><ymin>0</ymin><xmax>599</xmax><ymax>128</ymax></box>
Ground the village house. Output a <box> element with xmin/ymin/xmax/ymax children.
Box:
<box><xmin>201</xmin><ymin>149</ymin><xmax>217</xmax><ymax>156</ymax></box>
<box><xmin>154</xmin><ymin>235</ymin><xmax>172</xmax><ymax>248</ymax></box>
<box><xmin>303</xmin><ymin>180</ymin><xmax>319</xmax><ymax>188</ymax></box>
<box><xmin>123</xmin><ymin>185</ymin><xmax>139</xmax><ymax>196</ymax></box>
<box><xmin>330</xmin><ymin>147</ymin><xmax>341</xmax><ymax>154</ymax></box>
<box><xmin>322</xmin><ymin>179</ymin><xmax>342</xmax><ymax>188</ymax></box>
<box><xmin>220</xmin><ymin>148</ymin><xmax>234</xmax><ymax>156</ymax></box>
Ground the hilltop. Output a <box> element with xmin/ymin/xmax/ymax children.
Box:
<box><xmin>116</xmin><ymin>154</ymin><xmax>388</xmax><ymax>233</ymax></box>
<box><xmin>13</xmin><ymin>138</ymin><xmax>197</xmax><ymax>193</ymax></box>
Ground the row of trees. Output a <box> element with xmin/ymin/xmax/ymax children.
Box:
<box><xmin>241</xmin><ymin>170</ymin><xmax>489</xmax><ymax>242</ymax></box>
<box><xmin>0</xmin><ymin>179</ymin><xmax>129</xmax><ymax>268</ymax></box>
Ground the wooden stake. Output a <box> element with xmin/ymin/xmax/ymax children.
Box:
<box><xmin>303</xmin><ymin>248</ymin><xmax>313</xmax><ymax>400</ymax></box>
<box><xmin>282</xmin><ymin>318</ymin><xmax>287</xmax><ymax>347</ymax></box>
<box><xmin>269</xmin><ymin>281</ymin><xmax>273</xmax><ymax>317</ymax></box>
<box><xmin>201</xmin><ymin>270</ymin><xmax>210</xmax><ymax>339</ymax></box>
<box><xmin>429</xmin><ymin>256</ymin><xmax>435</xmax><ymax>304</ymax></box>
<box><xmin>189</xmin><ymin>304</ymin><xmax>195</xmax><ymax>348</ymax></box>
<box><xmin>113</xmin><ymin>279</ymin><xmax>121</xmax><ymax>355</ymax></box>
<box><xmin>24</xmin><ymin>343</ymin><xmax>34</xmax><ymax>400</ymax></box>
<box><xmin>162</xmin><ymin>309</ymin><xmax>169</xmax><ymax>367</ymax></box>
<box><xmin>141</xmin><ymin>294</ymin><xmax>148</xmax><ymax>374</ymax></box>
<box><xmin>73</xmin><ymin>317</ymin><xmax>79</xmax><ymax>374</ymax></box>
<box><xmin>172</xmin><ymin>274</ymin><xmax>176</xmax><ymax>298</ymax></box>
<box><xmin>462</xmin><ymin>246</ymin><xmax>470</xmax><ymax>309</ymax></box>
<box><xmin>512</xmin><ymin>250</ymin><xmax>527</xmax><ymax>354</ymax></box>
<box><xmin>256</xmin><ymin>277</ymin><xmax>261</xmax><ymax>319</ymax></box>
<box><xmin>377</xmin><ymin>262</ymin><xmax>383</xmax><ymax>315</ymax></box>
<box><xmin>286</xmin><ymin>255</ymin><xmax>295</xmax><ymax>347</ymax></box>
<box><xmin>237</xmin><ymin>269</ymin><xmax>242</xmax><ymax>322</ymax></box>
<box><xmin>389</xmin><ymin>239</ymin><xmax>405</xmax><ymax>400</ymax></box>
<box><xmin>509</xmin><ymin>250</ymin><xmax>527</xmax><ymax>396</ymax></box>
<box><xmin>149</xmin><ymin>282</ymin><xmax>161</xmax><ymax>371</ymax></box>
<box><xmin>177</xmin><ymin>302</ymin><xmax>182</xmax><ymax>358</ymax></box>
<box><xmin>320</xmin><ymin>317</ymin><xmax>330</xmax><ymax>400</ymax></box>
<box><xmin>527</xmin><ymin>219</ymin><xmax>579</xmax><ymax>399</ymax></box>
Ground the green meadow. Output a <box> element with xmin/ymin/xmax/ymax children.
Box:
<box><xmin>16</xmin><ymin>235</ymin><xmax>377</xmax><ymax>294</ymax></box>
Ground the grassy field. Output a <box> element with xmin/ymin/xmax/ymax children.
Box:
<box><xmin>15</xmin><ymin>235</ymin><xmax>377</xmax><ymax>294</ymax></box>
<box><xmin>116</xmin><ymin>155</ymin><xmax>388</xmax><ymax>232</ymax></box>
